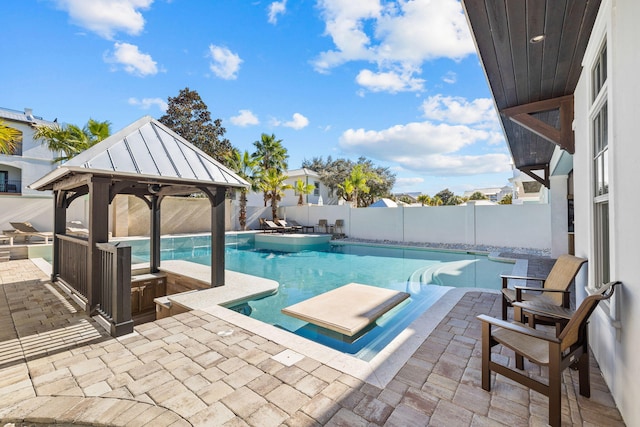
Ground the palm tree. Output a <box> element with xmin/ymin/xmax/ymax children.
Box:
<box><xmin>34</xmin><ymin>118</ymin><xmax>111</xmax><ymax>163</ymax></box>
<box><xmin>499</xmin><ymin>193</ymin><xmax>513</xmax><ymax>204</ymax></box>
<box><xmin>348</xmin><ymin>164</ymin><xmax>378</xmax><ymax>207</ymax></box>
<box><xmin>252</xmin><ymin>133</ymin><xmax>288</xmax><ymax>206</ymax></box>
<box><xmin>294</xmin><ymin>179</ymin><xmax>315</xmax><ymax>206</ymax></box>
<box><xmin>417</xmin><ymin>194</ymin><xmax>431</xmax><ymax>206</ymax></box>
<box><xmin>259</xmin><ymin>168</ymin><xmax>292</xmax><ymax>220</ymax></box>
<box><xmin>337</xmin><ymin>178</ymin><xmax>355</xmax><ymax>204</ymax></box>
<box><xmin>0</xmin><ymin>119</ymin><xmax>21</xmax><ymax>155</ymax></box>
<box><xmin>226</xmin><ymin>149</ymin><xmax>260</xmax><ymax>230</ymax></box>
<box><xmin>430</xmin><ymin>195</ymin><xmax>443</xmax><ymax>206</ymax></box>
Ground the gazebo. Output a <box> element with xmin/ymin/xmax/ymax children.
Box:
<box><xmin>30</xmin><ymin>116</ymin><xmax>248</xmax><ymax>336</ymax></box>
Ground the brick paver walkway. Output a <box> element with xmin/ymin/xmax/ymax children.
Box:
<box><xmin>0</xmin><ymin>259</ymin><xmax>625</xmax><ymax>426</ymax></box>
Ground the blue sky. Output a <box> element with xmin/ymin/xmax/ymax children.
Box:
<box><xmin>2</xmin><ymin>0</ymin><xmax>514</xmax><ymax>196</ymax></box>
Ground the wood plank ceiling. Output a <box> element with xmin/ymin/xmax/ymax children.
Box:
<box><xmin>461</xmin><ymin>0</ymin><xmax>601</xmax><ymax>181</ymax></box>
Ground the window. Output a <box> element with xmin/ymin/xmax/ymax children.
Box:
<box><xmin>314</xmin><ymin>181</ymin><xmax>320</xmax><ymax>196</ymax></box>
<box><xmin>591</xmin><ymin>41</ymin><xmax>610</xmax><ymax>289</ymax></box>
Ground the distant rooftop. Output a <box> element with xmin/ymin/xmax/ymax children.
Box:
<box><xmin>0</xmin><ymin>107</ymin><xmax>55</xmax><ymax>126</ymax></box>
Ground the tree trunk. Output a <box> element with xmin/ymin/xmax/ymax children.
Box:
<box><xmin>239</xmin><ymin>190</ymin><xmax>247</xmax><ymax>230</ymax></box>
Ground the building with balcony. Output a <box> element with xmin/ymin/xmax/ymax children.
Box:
<box><xmin>0</xmin><ymin>107</ymin><xmax>57</xmax><ymax>196</ymax></box>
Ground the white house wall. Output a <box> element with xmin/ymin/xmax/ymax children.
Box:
<box><xmin>573</xmin><ymin>0</ymin><xmax>640</xmax><ymax>424</ymax></box>
<box><xmin>0</xmin><ymin>117</ymin><xmax>56</xmax><ymax>196</ymax></box>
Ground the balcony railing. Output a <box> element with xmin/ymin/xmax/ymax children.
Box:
<box><xmin>0</xmin><ymin>180</ymin><xmax>21</xmax><ymax>193</ymax></box>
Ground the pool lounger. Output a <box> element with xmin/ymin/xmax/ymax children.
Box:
<box><xmin>281</xmin><ymin>283</ymin><xmax>410</xmax><ymax>337</ymax></box>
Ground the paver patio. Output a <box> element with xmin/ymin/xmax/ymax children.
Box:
<box><xmin>0</xmin><ymin>259</ymin><xmax>624</xmax><ymax>426</ymax></box>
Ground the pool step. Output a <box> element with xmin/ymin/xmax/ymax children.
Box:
<box><xmin>407</xmin><ymin>265</ymin><xmax>442</xmax><ymax>286</ymax></box>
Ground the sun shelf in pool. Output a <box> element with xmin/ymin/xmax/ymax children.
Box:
<box><xmin>254</xmin><ymin>233</ymin><xmax>332</xmax><ymax>252</ymax></box>
<box><xmin>281</xmin><ymin>283</ymin><xmax>410</xmax><ymax>336</ymax></box>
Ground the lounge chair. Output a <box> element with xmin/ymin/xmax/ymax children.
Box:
<box><xmin>276</xmin><ymin>219</ymin><xmax>302</xmax><ymax>232</ymax></box>
<box><xmin>333</xmin><ymin>219</ymin><xmax>344</xmax><ymax>235</ymax></box>
<box><xmin>66</xmin><ymin>220</ymin><xmax>89</xmax><ymax>237</ymax></box>
<box><xmin>7</xmin><ymin>222</ymin><xmax>54</xmax><ymax>244</ymax></box>
<box><xmin>500</xmin><ymin>254</ymin><xmax>587</xmax><ymax>321</ymax></box>
<box><xmin>264</xmin><ymin>220</ymin><xmax>291</xmax><ymax>233</ymax></box>
<box><xmin>478</xmin><ymin>281</ymin><xmax>619</xmax><ymax>427</ymax></box>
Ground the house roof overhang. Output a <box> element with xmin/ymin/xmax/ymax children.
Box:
<box><xmin>461</xmin><ymin>0</ymin><xmax>601</xmax><ymax>185</ymax></box>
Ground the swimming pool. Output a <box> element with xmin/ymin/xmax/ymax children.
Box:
<box><xmin>128</xmin><ymin>234</ymin><xmax>513</xmax><ymax>361</ymax></box>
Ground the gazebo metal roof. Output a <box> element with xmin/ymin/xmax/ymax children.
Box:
<box><xmin>30</xmin><ymin>115</ymin><xmax>248</xmax><ymax>192</ymax></box>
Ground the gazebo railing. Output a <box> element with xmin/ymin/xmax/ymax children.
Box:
<box><xmin>96</xmin><ymin>242</ymin><xmax>133</xmax><ymax>337</ymax></box>
<box><xmin>57</xmin><ymin>234</ymin><xmax>89</xmax><ymax>299</ymax></box>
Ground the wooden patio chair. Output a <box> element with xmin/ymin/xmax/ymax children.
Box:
<box><xmin>500</xmin><ymin>254</ymin><xmax>587</xmax><ymax>320</ymax></box>
<box><xmin>478</xmin><ymin>281</ymin><xmax>619</xmax><ymax>427</ymax></box>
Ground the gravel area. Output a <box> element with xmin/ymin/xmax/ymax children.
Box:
<box><xmin>337</xmin><ymin>237</ymin><xmax>552</xmax><ymax>258</ymax></box>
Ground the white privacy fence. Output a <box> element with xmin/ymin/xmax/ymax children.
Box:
<box><xmin>2</xmin><ymin>194</ymin><xmax>551</xmax><ymax>251</ymax></box>
<box><xmin>278</xmin><ymin>202</ymin><xmax>552</xmax><ymax>250</ymax></box>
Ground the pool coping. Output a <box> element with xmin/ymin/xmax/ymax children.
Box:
<box><xmin>199</xmin><ymin>286</ymin><xmax>500</xmax><ymax>388</ymax></box>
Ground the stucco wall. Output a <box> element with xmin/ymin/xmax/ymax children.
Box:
<box><xmin>572</xmin><ymin>0</ymin><xmax>640</xmax><ymax>424</ymax></box>
<box><xmin>0</xmin><ymin>195</ymin><xmax>85</xmax><ymax>232</ymax></box>
<box><xmin>120</xmin><ymin>195</ymin><xmax>233</xmax><ymax>237</ymax></box>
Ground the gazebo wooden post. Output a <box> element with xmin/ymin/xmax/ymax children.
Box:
<box><xmin>52</xmin><ymin>190</ymin><xmax>67</xmax><ymax>282</ymax></box>
<box><xmin>205</xmin><ymin>187</ymin><xmax>226</xmax><ymax>287</ymax></box>
<box><xmin>150</xmin><ymin>194</ymin><xmax>161</xmax><ymax>273</ymax></box>
<box><xmin>87</xmin><ymin>176</ymin><xmax>111</xmax><ymax>314</ymax></box>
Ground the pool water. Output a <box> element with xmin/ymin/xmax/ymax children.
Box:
<box><xmin>129</xmin><ymin>235</ymin><xmax>513</xmax><ymax>361</ymax></box>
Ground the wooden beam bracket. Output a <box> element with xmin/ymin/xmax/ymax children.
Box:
<box><xmin>502</xmin><ymin>95</ymin><xmax>574</xmax><ymax>154</ymax></box>
<box><xmin>520</xmin><ymin>164</ymin><xmax>550</xmax><ymax>189</ymax></box>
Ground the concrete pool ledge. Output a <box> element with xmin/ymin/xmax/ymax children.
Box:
<box><xmin>156</xmin><ymin>260</ymin><xmax>279</xmax><ymax>312</ymax></box>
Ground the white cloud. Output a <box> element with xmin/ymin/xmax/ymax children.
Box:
<box><xmin>442</xmin><ymin>71</ymin><xmax>457</xmax><ymax>84</ymax></box>
<box><xmin>395</xmin><ymin>177</ymin><xmax>425</xmax><ymax>187</ymax></box>
<box><xmin>313</xmin><ymin>0</ymin><xmax>475</xmax><ymax>93</ymax></box>
<box><xmin>341</xmin><ymin>121</ymin><xmax>486</xmax><ymax>157</ymax></box>
<box><xmin>356</xmin><ymin>68</ymin><xmax>424</xmax><ymax>93</ymax></box>
<box><xmin>268</xmin><ymin>0</ymin><xmax>287</xmax><ymax>24</ymax></box>
<box><xmin>398</xmin><ymin>153</ymin><xmax>512</xmax><ymax>175</ymax></box>
<box><xmin>230</xmin><ymin>110</ymin><xmax>260</xmax><ymax>127</ymax></box>
<box><xmin>106</xmin><ymin>42</ymin><xmax>158</xmax><ymax>76</ymax></box>
<box><xmin>53</xmin><ymin>0</ymin><xmax>153</xmax><ymax>40</ymax></box>
<box><xmin>282</xmin><ymin>113</ymin><xmax>309</xmax><ymax>130</ymax></box>
<box><xmin>128</xmin><ymin>97</ymin><xmax>167</xmax><ymax>111</ymax></box>
<box><xmin>337</xmin><ymin>94</ymin><xmax>508</xmax><ymax>175</ymax></box>
<box><xmin>421</xmin><ymin>95</ymin><xmax>498</xmax><ymax>126</ymax></box>
<box><xmin>208</xmin><ymin>44</ymin><xmax>242</xmax><ymax>80</ymax></box>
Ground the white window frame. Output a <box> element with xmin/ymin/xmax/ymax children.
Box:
<box><xmin>584</xmin><ymin>12</ymin><xmax>620</xmax><ymax>328</ymax></box>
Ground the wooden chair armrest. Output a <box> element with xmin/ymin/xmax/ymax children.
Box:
<box><xmin>512</xmin><ymin>301</ymin><xmax>574</xmax><ymax>320</ymax></box>
<box><xmin>501</xmin><ymin>274</ymin><xmax>546</xmax><ymax>289</ymax></box>
<box><xmin>514</xmin><ymin>287</ymin><xmax>569</xmax><ymax>293</ymax></box>
<box><xmin>477</xmin><ymin>315</ymin><xmax>560</xmax><ymax>343</ymax></box>
<box><xmin>515</xmin><ymin>287</ymin><xmax>570</xmax><ymax>303</ymax></box>
<box><xmin>500</xmin><ymin>274</ymin><xmax>546</xmax><ymax>282</ymax></box>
